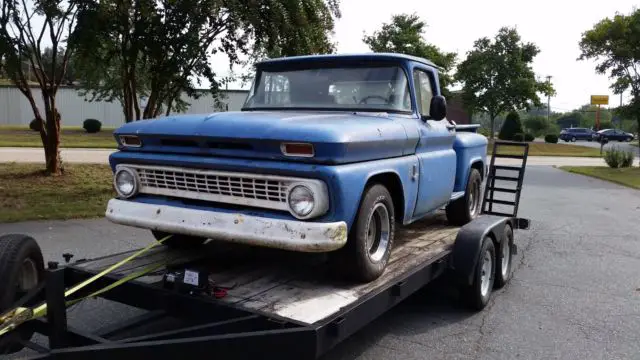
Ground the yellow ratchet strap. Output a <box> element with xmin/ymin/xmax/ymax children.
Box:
<box><xmin>0</xmin><ymin>235</ymin><xmax>172</xmax><ymax>337</ymax></box>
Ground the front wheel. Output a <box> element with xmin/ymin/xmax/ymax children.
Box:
<box><xmin>446</xmin><ymin>168</ymin><xmax>482</xmax><ymax>226</ymax></box>
<box><xmin>0</xmin><ymin>234</ymin><xmax>44</xmax><ymax>354</ymax></box>
<box><xmin>461</xmin><ymin>236</ymin><xmax>496</xmax><ymax>311</ymax></box>
<box><xmin>333</xmin><ymin>184</ymin><xmax>395</xmax><ymax>282</ymax></box>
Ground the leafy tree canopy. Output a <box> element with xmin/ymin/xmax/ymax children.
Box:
<box><xmin>362</xmin><ymin>13</ymin><xmax>457</xmax><ymax>96</ymax></box>
<box><xmin>578</xmin><ymin>7</ymin><xmax>640</xmax><ymax>153</ymax></box>
<box><xmin>71</xmin><ymin>0</ymin><xmax>341</xmax><ymax>122</ymax></box>
<box><xmin>455</xmin><ymin>27</ymin><xmax>555</xmax><ymax>138</ymax></box>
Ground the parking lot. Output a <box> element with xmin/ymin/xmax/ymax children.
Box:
<box><xmin>2</xmin><ymin>164</ymin><xmax>639</xmax><ymax>360</ymax></box>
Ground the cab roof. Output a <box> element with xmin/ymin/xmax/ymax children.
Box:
<box><xmin>256</xmin><ymin>53</ymin><xmax>441</xmax><ymax>70</ymax></box>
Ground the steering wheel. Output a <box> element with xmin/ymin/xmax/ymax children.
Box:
<box><xmin>359</xmin><ymin>95</ymin><xmax>388</xmax><ymax>105</ymax></box>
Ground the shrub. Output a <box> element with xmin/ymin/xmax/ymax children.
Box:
<box><xmin>83</xmin><ymin>118</ymin><xmax>102</xmax><ymax>133</ymax></box>
<box><xmin>29</xmin><ymin>118</ymin><xmax>41</xmax><ymax>132</ymax></box>
<box><xmin>498</xmin><ymin>111</ymin><xmax>524</xmax><ymax>141</ymax></box>
<box><xmin>524</xmin><ymin>133</ymin><xmax>535</xmax><ymax>142</ymax></box>
<box><xmin>544</xmin><ymin>134</ymin><xmax>558</xmax><ymax>143</ymax></box>
<box><xmin>478</xmin><ymin>127</ymin><xmax>491</xmax><ymax>137</ymax></box>
<box><xmin>603</xmin><ymin>146</ymin><xmax>635</xmax><ymax>168</ymax></box>
<box><xmin>513</xmin><ymin>133</ymin><xmax>524</xmax><ymax>142</ymax></box>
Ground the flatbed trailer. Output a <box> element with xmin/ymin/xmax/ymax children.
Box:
<box><xmin>0</xmin><ymin>141</ymin><xmax>531</xmax><ymax>360</ymax></box>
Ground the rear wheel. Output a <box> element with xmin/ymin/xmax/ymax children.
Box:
<box><xmin>494</xmin><ymin>224</ymin><xmax>514</xmax><ymax>289</ymax></box>
<box><xmin>461</xmin><ymin>236</ymin><xmax>496</xmax><ymax>311</ymax></box>
<box><xmin>333</xmin><ymin>184</ymin><xmax>395</xmax><ymax>282</ymax></box>
<box><xmin>446</xmin><ymin>168</ymin><xmax>482</xmax><ymax>226</ymax></box>
<box><xmin>151</xmin><ymin>231</ymin><xmax>207</xmax><ymax>248</ymax></box>
<box><xmin>0</xmin><ymin>234</ymin><xmax>44</xmax><ymax>354</ymax></box>
<box><xmin>571</xmin><ymin>136</ymin><xmax>576</xmax><ymax>142</ymax></box>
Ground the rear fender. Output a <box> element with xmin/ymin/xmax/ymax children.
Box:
<box><xmin>450</xmin><ymin>215</ymin><xmax>523</xmax><ymax>285</ymax></box>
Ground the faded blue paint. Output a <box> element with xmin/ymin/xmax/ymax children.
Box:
<box><xmin>108</xmin><ymin>53</ymin><xmax>488</xmax><ymax>240</ymax></box>
<box><xmin>452</xmin><ymin>132</ymin><xmax>488</xmax><ymax>192</ymax></box>
<box><xmin>113</xmin><ymin>111</ymin><xmax>417</xmax><ymax>165</ymax></box>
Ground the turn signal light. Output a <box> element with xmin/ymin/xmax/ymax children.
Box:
<box><xmin>281</xmin><ymin>142</ymin><xmax>314</xmax><ymax>157</ymax></box>
<box><xmin>119</xmin><ymin>135</ymin><xmax>142</xmax><ymax>147</ymax></box>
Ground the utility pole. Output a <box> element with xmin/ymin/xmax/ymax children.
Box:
<box><xmin>546</xmin><ymin>75</ymin><xmax>552</xmax><ymax>122</ymax></box>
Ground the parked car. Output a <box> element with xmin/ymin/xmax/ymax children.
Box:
<box><xmin>104</xmin><ymin>53</ymin><xmax>489</xmax><ymax>282</ymax></box>
<box><xmin>559</xmin><ymin>128</ymin><xmax>595</xmax><ymax>142</ymax></box>
<box><xmin>593</xmin><ymin>129</ymin><xmax>635</xmax><ymax>142</ymax></box>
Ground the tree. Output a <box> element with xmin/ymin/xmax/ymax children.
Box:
<box><xmin>72</xmin><ymin>0</ymin><xmax>341</xmax><ymax>123</ymax></box>
<box><xmin>578</xmin><ymin>8</ymin><xmax>640</xmax><ymax>155</ymax></box>
<box><xmin>362</xmin><ymin>13</ymin><xmax>457</xmax><ymax>96</ymax></box>
<box><xmin>0</xmin><ymin>0</ymin><xmax>79</xmax><ymax>175</ymax></box>
<box><xmin>498</xmin><ymin>111</ymin><xmax>524</xmax><ymax>140</ymax></box>
<box><xmin>455</xmin><ymin>27</ymin><xmax>555</xmax><ymax>139</ymax></box>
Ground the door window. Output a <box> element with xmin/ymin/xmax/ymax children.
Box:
<box><xmin>413</xmin><ymin>70</ymin><xmax>433</xmax><ymax>115</ymax></box>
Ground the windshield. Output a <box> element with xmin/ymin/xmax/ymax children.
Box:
<box><xmin>242</xmin><ymin>65</ymin><xmax>412</xmax><ymax>113</ymax></box>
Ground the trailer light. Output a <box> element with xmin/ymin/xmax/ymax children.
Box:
<box><xmin>119</xmin><ymin>135</ymin><xmax>142</xmax><ymax>147</ymax></box>
<box><xmin>288</xmin><ymin>185</ymin><xmax>315</xmax><ymax>218</ymax></box>
<box><xmin>281</xmin><ymin>143</ymin><xmax>314</xmax><ymax>157</ymax></box>
<box><xmin>114</xmin><ymin>167</ymin><xmax>138</xmax><ymax>198</ymax></box>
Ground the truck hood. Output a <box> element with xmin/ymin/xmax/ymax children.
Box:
<box><xmin>114</xmin><ymin>111</ymin><xmax>416</xmax><ymax>164</ymax></box>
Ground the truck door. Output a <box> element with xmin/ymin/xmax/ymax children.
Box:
<box><xmin>411</xmin><ymin>66</ymin><xmax>457</xmax><ymax>219</ymax></box>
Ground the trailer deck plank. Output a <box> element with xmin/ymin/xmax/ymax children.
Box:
<box><xmin>74</xmin><ymin>213</ymin><xmax>460</xmax><ymax>325</ymax></box>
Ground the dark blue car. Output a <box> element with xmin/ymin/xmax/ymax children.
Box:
<box><xmin>594</xmin><ymin>129</ymin><xmax>634</xmax><ymax>142</ymax></box>
<box><xmin>559</xmin><ymin>128</ymin><xmax>595</xmax><ymax>142</ymax></box>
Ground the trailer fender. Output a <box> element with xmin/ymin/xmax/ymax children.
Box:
<box><xmin>450</xmin><ymin>215</ymin><xmax>515</xmax><ymax>286</ymax></box>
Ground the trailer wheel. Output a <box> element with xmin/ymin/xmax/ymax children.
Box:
<box><xmin>0</xmin><ymin>234</ymin><xmax>44</xmax><ymax>354</ymax></box>
<box><xmin>462</xmin><ymin>236</ymin><xmax>495</xmax><ymax>311</ymax></box>
<box><xmin>494</xmin><ymin>224</ymin><xmax>514</xmax><ymax>289</ymax></box>
<box><xmin>335</xmin><ymin>184</ymin><xmax>395</xmax><ymax>282</ymax></box>
<box><xmin>446</xmin><ymin>168</ymin><xmax>482</xmax><ymax>226</ymax></box>
<box><xmin>151</xmin><ymin>231</ymin><xmax>207</xmax><ymax>248</ymax></box>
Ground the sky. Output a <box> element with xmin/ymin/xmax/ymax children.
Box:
<box><xmin>214</xmin><ymin>0</ymin><xmax>638</xmax><ymax>113</ymax></box>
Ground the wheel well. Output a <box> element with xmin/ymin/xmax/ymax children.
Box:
<box><xmin>365</xmin><ymin>172</ymin><xmax>405</xmax><ymax>223</ymax></box>
<box><xmin>471</xmin><ymin>160</ymin><xmax>484</xmax><ymax>180</ymax></box>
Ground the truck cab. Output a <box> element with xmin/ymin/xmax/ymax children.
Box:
<box><xmin>105</xmin><ymin>53</ymin><xmax>488</xmax><ymax>282</ymax></box>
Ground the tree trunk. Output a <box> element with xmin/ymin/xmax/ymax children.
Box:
<box><xmin>637</xmin><ymin>115</ymin><xmax>640</xmax><ymax>167</ymax></box>
<box><xmin>41</xmin><ymin>88</ymin><xmax>63</xmax><ymax>175</ymax></box>
<box><xmin>489</xmin><ymin>113</ymin><xmax>496</xmax><ymax>140</ymax></box>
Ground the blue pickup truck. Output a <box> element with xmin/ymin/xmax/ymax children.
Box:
<box><xmin>105</xmin><ymin>53</ymin><xmax>488</xmax><ymax>282</ymax></box>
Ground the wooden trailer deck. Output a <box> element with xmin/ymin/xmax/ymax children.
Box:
<box><xmin>74</xmin><ymin>213</ymin><xmax>460</xmax><ymax>325</ymax></box>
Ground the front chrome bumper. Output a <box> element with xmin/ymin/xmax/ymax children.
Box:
<box><xmin>105</xmin><ymin>199</ymin><xmax>348</xmax><ymax>252</ymax></box>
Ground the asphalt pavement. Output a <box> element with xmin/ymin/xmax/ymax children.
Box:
<box><xmin>2</xmin><ymin>165</ymin><xmax>640</xmax><ymax>359</ymax></box>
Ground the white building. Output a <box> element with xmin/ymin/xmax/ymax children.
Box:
<box><xmin>0</xmin><ymin>86</ymin><xmax>250</xmax><ymax>127</ymax></box>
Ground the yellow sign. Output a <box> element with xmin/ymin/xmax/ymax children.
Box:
<box><xmin>590</xmin><ymin>95</ymin><xmax>609</xmax><ymax>105</ymax></box>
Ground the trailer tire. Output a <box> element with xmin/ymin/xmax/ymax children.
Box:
<box><xmin>0</xmin><ymin>234</ymin><xmax>44</xmax><ymax>354</ymax></box>
<box><xmin>462</xmin><ymin>236</ymin><xmax>495</xmax><ymax>311</ymax></box>
<box><xmin>151</xmin><ymin>231</ymin><xmax>207</xmax><ymax>248</ymax></box>
<box><xmin>494</xmin><ymin>224</ymin><xmax>514</xmax><ymax>289</ymax></box>
<box><xmin>334</xmin><ymin>184</ymin><xmax>395</xmax><ymax>282</ymax></box>
<box><xmin>446</xmin><ymin>168</ymin><xmax>482</xmax><ymax>226</ymax></box>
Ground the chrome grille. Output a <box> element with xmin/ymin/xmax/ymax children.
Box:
<box><xmin>125</xmin><ymin>165</ymin><xmax>293</xmax><ymax>211</ymax></box>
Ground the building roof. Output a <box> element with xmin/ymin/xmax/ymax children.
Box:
<box><xmin>256</xmin><ymin>53</ymin><xmax>441</xmax><ymax>69</ymax></box>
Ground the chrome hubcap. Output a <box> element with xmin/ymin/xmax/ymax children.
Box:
<box><xmin>17</xmin><ymin>258</ymin><xmax>39</xmax><ymax>294</ymax></box>
<box><xmin>469</xmin><ymin>180</ymin><xmax>480</xmax><ymax>217</ymax></box>
<box><xmin>480</xmin><ymin>249</ymin><xmax>493</xmax><ymax>297</ymax></box>
<box><xmin>501</xmin><ymin>241</ymin><xmax>510</xmax><ymax>278</ymax></box>
<box><xmin>366</xmin><ymin>203</ymin><xmax>390</xmax><ymax>262</ymax></box>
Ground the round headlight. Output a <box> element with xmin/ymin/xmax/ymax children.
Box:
<box><xmin>114</xmin><ymin>168</ymin><xmax>138</xmax><ymax>198</ymax></box>
<box><xmin>288</xmin><ymin>185</ymin><xmax>315</xmax><ymax>218</ymax></box>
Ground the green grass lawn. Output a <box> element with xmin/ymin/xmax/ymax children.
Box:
<box><xmin>0</xmin><ymin>126</ymin><xmax>117</xmax><ymax>148</ymax></box>
<box><xmin>560</xmin><ymin>166</ymin><xmax>640</xmax><ymax>190</ymax></box>
<box><xmin>0</xmin><ymin>163</ymin><xmax>115</xmax><ymax>223</ymax></box>
<box><xmin>488</xmin><ymin>141</ymin><xmax>602</xmax><ymax>157</ymax></box>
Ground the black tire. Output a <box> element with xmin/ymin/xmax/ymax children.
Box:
<box><xmin>446</xmin><ymin>168</ymin><xmax>482</xmax><ymax>226</ymax></box>
<box><xmin>334</xmin><ymin>184</ymin><xmax>395</xmax><ymax>282</ymax></box>
<box><xmin>494</xmin><ymin>224</ymin><xmax>514</xmax><ymax>289</ymax></box>
<box><xmin>571</xmin><ymin>136</ymin><xmax>576</xmax><ymax>142</ymax></box>
<box><xmin>151</xmin><ymin>231</ymin><xmax>207</xmax><ymax>248</ymax></box>
<box><xmin>461</xmin><ymin>236</ymin><xmax>496</xmax><ymax>311</ymax></box>
<box><xmin>0</xmin><ymin>234</ymin><xmax>44</xmax><ymax>354</ymax></box>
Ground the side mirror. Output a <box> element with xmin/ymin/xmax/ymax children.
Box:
<box><xmin>428</xmin><ymin>95</ymin><xmax>447</xmax><ymax>121</ymax></box>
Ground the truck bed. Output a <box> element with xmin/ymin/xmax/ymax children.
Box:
<box><xmin>74</xmin><ymin>212</ymin><xmax>460</xmax><ymax>325</ymax></box>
